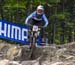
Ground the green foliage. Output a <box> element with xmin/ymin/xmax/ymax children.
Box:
<box><xmin>4</xmin><ymin>0</ymin><xmax>26</xmax><ymax>8</ymax></box>
<box><xmin>31</xmin><ymin>0</ymin><xmax>45</xmax><ymax>6</ymax></box>
<box><xmin>48</xmin><ymin>0</ymin><xmax>61</xmax><ymax>3</ymax></box>
<box><xmin>0</xmin><ymin>0</ymin><xmax>75</xmax><ymax>44</ymax></box>
<box><xmin>51</xmin><ymin>13</ymin><xmax>65</xmax><ymax>20</ymax></box>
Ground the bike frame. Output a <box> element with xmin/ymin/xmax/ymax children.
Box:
<box><xmin>31</xmin><ymin>25</ymin><xmax>41</xmax><ymax>47</ymax></box>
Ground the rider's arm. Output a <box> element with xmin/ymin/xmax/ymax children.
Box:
<box><xmin>43</xmin><ymin>14</ymin><xmax>49</xmax><ymax>27</ymax></box>
<box><xmin>25</xmin><ymin>11</ymin><xmax>36</xmax><ymax>24</ymax></box>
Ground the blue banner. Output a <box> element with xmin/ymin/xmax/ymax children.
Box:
<box><xmin>0</xmin><ymin>20</ymin><xmax>29</xmax><ymax>45</ymax></box>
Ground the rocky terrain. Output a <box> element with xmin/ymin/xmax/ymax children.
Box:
<box><xmin>0</xmin><ymin>40</ymin><xmax>75</xmax><ymax>65</ymax></box>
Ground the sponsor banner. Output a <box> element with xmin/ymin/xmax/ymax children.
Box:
<box><xmin>0</xmin><ymin>20</ymin><xmax>29</xmax><ymax>44</ymax></box>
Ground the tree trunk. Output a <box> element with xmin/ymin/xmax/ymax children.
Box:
<box><xmin>0</xmin><ymin>6</ymin><xmax>4</xmax><ymax>19</ymax></box>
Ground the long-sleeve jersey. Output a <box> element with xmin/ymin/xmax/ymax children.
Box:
<box><xmin>25</xmin><ymin>11</ymin><xmax>49</xmax><ymax>27</ymax></box>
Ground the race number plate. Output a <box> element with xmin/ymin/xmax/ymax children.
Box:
<box><xmin>33</xmin><ymin>25</ymin><xmax>39</xmax><ymax>31</ymax></box>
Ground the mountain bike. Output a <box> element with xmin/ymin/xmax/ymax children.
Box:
<box><xmin>28</xmin><ymin>24</ymin><xmax>43</xmax><ymax>59</ymax></box>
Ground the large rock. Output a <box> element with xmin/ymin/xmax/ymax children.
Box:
<box><xmin>0</xmin><ymin>59</ymin><xmax>9</xmax><ymax>65</ymax></box>
<box><xmin>0</xmin><ymin>59</ymin><xmax>22</xmax><ymax>65</ymax></box>
<box><xmin>6</xmin><ymin>46</ymin><xmax>22</xmax><ymax>60</ymax></box>
<box><xmin>51</xmin><ymin>62</ymin><xmax>64</xmax><ymax>65</ymax></box>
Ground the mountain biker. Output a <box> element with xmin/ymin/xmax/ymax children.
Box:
<box><xmin>25</xmin><ymin>5</ymin><xmax>49</xmax><ymax>48</ymax></box>
<box><xmin>25</xmin><ymin>5</ymin><xmax>48</xmax><ymax>27</ymax></box>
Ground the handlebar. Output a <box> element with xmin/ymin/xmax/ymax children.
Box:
<box><xmin>27</xmin><ymin>24</ymin><xmax>44</xmax><ymax>28</ymax></box>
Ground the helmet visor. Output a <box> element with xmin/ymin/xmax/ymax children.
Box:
<box><xmin>37</xmin><ymin>9</ymin><xmax>44</xmax><ymax>15</ymax></box>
